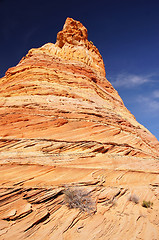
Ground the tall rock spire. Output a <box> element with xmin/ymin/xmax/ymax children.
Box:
<box><xmin>0</xmin><ymin>17</ymin><xmax>159</xmax><ymax>240</ymax></box>
<box><xmin>0</xmin><ymin>17</ymin><xmax>158</xmax><ymax>162</ymax></box>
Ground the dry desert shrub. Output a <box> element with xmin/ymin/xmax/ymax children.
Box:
<box><xmin>128</xmin><ymin>193</ymin><xmax>139</xmax><ymax>204</ymax></box>
<box><xmin>63</xmin><ymin>187</ymin><xmax>96</xmax><ymax>214</ymax></box>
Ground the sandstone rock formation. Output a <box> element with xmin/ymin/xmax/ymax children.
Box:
<box><xmin>0</xmin><ymin>17</ymin><xmax>159</xmax><ymax>239</ymax></box>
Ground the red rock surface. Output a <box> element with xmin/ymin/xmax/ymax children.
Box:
<box><xmin>0</xmin><ymin>17</ymin><xmax>159</xmax><ymax>239</ymax></box>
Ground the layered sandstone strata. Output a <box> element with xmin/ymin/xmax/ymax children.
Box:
<box><xmin>0</xmin><ymin>18</ymin><xmax>159</xmax><ymax>239</ymax></box>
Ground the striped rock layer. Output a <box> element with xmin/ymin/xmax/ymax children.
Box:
<box><xmin>0</xmin><ymin>18</ymin><xmax>159</xmax><ymax>240</ymax></box>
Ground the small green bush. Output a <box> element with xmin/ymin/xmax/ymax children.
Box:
<box><xmin>63</xmin><ymin>187</ymin><xmax>96</xmax><ymax>214</ymax></box>
<box><xmin>142</xmin><ymin>200</ymin><xmax>153</xmax><ymax>208</ymax></box>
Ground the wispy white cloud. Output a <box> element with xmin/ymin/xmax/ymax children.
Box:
<box><xmin>110</xmin><ymin>72</ymin><xmax>159</xmax><ymax>113</ymax></box>
<box><xmin>111</xmin><ymin>73</ymin><xmax>151</xmax><ymax>88</ymax></box>
<box><xmin>153</xmin><ymin>90</ymin><xmax>159</xmax><ymax>98</ymax></box>
<box><xmin>137</xmin><ymin>95</ymin><xmax>159</xmax><ymax>112</ymax></box>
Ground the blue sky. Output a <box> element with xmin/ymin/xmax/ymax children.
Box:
<box><xmin>0</xmin><ymin>0</ymin><xmax>159</xmax><ymax>140</ymax></box>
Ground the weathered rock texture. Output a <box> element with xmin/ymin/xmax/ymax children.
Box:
<box><xmin>0</xmin><ymin>17</ymin><xmax>159</xmax><ymax>239</ymax></box>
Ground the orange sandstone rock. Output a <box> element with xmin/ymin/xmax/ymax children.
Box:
<box><xmin>0</xmin><ymin>17</ymin><xmax>159</xmax><ymax>240</ymax></box>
